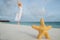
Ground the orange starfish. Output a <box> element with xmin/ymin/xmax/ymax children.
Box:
<box><xmin>32</xmin><ymin>18</ymin><xmax>52</xmax><ymax>40</ymax></box>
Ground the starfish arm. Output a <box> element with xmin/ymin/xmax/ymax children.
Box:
<box><xmin>32</xmin><ymin>25</ymin><xmax>39</xmax><ymax>30</ymax></box>
<box><xmin>37</xmin><ymin>31</ymin><xmax>45</xmax><ymax>39</ymax></box>
<box><xmin>44</xmin><ymin>32</ymin><xmax>50</xmax><ymax>39</ymax></box>
<box><xmin>47</xmin><ymin>26</ymin><xmax>52</xmax><ymax>30</ymax></box>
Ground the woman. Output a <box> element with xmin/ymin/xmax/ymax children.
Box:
<box><xmin>15</xmin><ymin>2</ymin><xmax>23</xmax><ymax>24</ymax></box>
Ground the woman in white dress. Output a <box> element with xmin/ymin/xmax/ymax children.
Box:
<box><xmin>15</xmin><ymin>2</ymin><xmax>23</xmax><ymax>24</ymax></box>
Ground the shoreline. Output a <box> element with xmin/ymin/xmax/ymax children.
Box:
<box><xmin>0</xmin><ymin>22</ymin><xmax>60</xmax><ymax>28</ymax></box>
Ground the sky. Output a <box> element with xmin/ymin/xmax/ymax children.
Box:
<box><xmin>0</xmin><ymin>0</ymin><xmax>60</xmax><ymax>22</ymax></box>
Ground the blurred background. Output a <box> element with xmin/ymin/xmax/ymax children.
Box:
<box><xmin>0</xmin><ymin>0</ymin><xmax>60</xmax><ymax>22</ymax></box>
<box><xmin>0</xmin><ymin>0</ymin><xmax>60</xmax><ymax>28</ymax></box>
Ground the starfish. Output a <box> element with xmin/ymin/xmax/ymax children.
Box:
<box><xmin>32</xmin><ymin>18</ymin><xmax>52</xmax><ymax>40</ymax></box>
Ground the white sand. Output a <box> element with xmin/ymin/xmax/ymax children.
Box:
<box><xmin>0</xmin><ymin>22</ymin><xmax>60</xmax><ymax>40</ymax></box>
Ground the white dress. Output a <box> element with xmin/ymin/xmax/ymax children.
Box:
<box><xmin>15</xmin><ymin>7</ymin><xmax>22</xmax><ymax>22</ymax></box>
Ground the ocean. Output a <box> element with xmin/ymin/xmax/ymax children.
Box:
<box><xmin>4</xmin><ymin>22</ymin><xmax>60</xmax><ymax>28</ymax></box>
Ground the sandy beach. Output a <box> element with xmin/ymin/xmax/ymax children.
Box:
<box><xmin>0</xmin><ymin>22</ymin><xmax>60</xmax><ymax>40</ymax></box>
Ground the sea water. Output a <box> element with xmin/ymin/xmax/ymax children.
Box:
<box><xmin>4</xmin><ymin>22</ymin><xmax>60</xmax><ymax>28</ymax></box>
